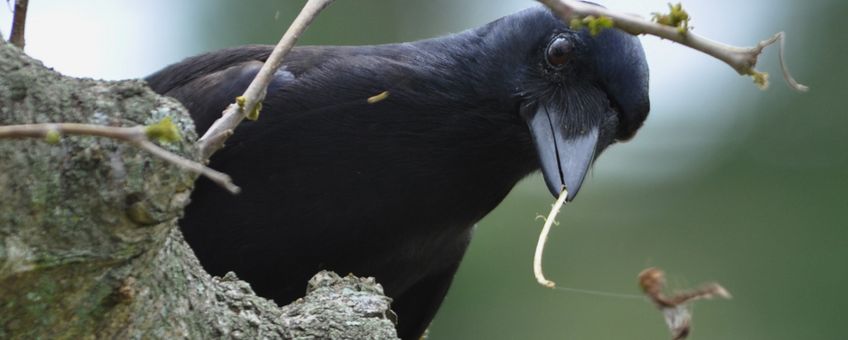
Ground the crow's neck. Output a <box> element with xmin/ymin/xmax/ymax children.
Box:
<box><xmin>380</xmin><ymin>37</ymin><xmax>541</xmax><ymax>210</ymax></box>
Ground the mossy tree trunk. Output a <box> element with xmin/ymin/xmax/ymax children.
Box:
<box><xmin>0</xmin><ymin>38</ymin><xmax>398</xmax><ymax>339</ymax></box>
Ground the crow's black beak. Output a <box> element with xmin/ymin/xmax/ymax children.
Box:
<box><xmin>521</xmin><ymin>103</ymin><xmax>600</xmax><ymax>201</ymax></box>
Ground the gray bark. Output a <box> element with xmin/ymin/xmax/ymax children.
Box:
<box><xmin>0</xmin><ymin>38</ymin><xmax>398</xmax><ymax>339</ymax></box>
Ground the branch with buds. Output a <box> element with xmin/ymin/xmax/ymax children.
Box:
<box><xmin>0</xmin><ymin>119</ymin><xmax>239</xmax><ymax>193</ymax></box>
<box><xmin>195</xmin><ymin>0</ymin><xmax>335</xmax><ymax>160</ymax></box>
<box><xmin>538</xmin><ymin>0</ymin><xmax>808</xmax><ymax>92</ymax></box>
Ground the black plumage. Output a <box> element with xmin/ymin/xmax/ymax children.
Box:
<box><xmin>146</xmin><ymin>6</ymin><xmax>649</xmax><ymax>339</ymax></box>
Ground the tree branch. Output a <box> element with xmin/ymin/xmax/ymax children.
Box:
<box><xmin>9</xmin><ymin>0</ymin><xmax>28</xmax><ymax>49</ymax></box>
<box><xmin>196</xmin><ymin>0</ymin><xmax>335</xmax><ymax>160</ymax></box>
<box><xmin>0</xmin><ymin>38</ymin><xmax>398</xmax><ymax>338</ymax></box>
<box><xmin>537</xmin><ymin>0</ymin><xmax>808</xmax><ymax>92</ymax></box>
<box><xmin>0</xmin><ymin>122</ymin><xmax>240</xmax><ymax>193</ymax></box>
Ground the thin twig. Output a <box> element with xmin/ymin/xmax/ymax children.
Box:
<box><xmin>774</xmin><ymin>32</ymin><xmax>808</xmax><ymax>92</ymax></box>
<box><xmin>533</xmin><ymin>187</ymin><xmax>568</xmax><ymax>288</ymax></box>
<box><xmin>196</xmin><ymin>0</ymin><xmax>335</xmax><ymax>160</ymax></box>
<box><xmin>537</xmin><ymin>0</ymin><xmax>808</xmax><ymax>92</ymax></box>
<box><xmin>9</xmin><ymin>0</ymin><xmax>28</xmax><ymax>49</ymax></box>
<box><xmin>0</xmin><ymin>122</ymin><xmax>143</xmax><ymax>140</ymax></box>
<box><xmin>136</xmin><ymin>140</ymin><xmax>240</xmax><ymax>193</ymax></box>
<box><xmin>0</xmin><ymin>122</ymin><xmax>240</xmax><ymax>193</ymax></box>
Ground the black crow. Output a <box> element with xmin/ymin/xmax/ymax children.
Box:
<box><xmin>146</xmin><ymin>6</ymin><xmax>649</xmax><ymax>339</ymax></box>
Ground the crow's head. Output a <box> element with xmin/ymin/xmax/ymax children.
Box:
<box><xmin>487</xmin><ymin>6</ymin><xmax>650</xmax><ymax>200</ymax></box>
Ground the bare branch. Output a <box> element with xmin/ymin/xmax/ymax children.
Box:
<box><xmin>774</xmin><ymin>32</ymin><xmax>808</xmax><ymax>92</ymax></box>
<box><xmin>9</xmin><ymin>0</ymin><xmax>28</xmax><ymax>49</ymax></box>
<box><xmin>196</xmin><ymin>0</ymin><xmax>335</xmax><ymax>160</ymax></box>
<box><xmin>136</xmin><ymin>140</ymin><xmax>240</xmax><ymax>194</ymax></box>
<box><xmin>0</xmin><ymin>122</ymin><xmax>240</xmax><ymax>194</ymax></box>
<box><xmin>537</xmin><ymin>0</ymin><xmax>808</xmax><ymax>92</ymax></box>
<box><xmin>0</xmin><ymin>122</ymin><xmax>143</xmax><ymax>140</ymax></box>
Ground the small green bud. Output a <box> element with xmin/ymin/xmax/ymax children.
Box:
<box><xmin>569</xmin><ymin>18</ymin><xmax>585</xmax><ymax>31</ymax></box>
<box><xmin>45</xmin><ymin>129</ymin><xmax>61</xmax><ymax>144</ymax></box>
<box><xmin>246</xmin><ymin>102</ymin><xmax>262</xmax><ymax>121</ymax></box>
<box><xmin>236</xmin><ymin>96</ymin><xmax>247</xmax><ymax>108</ymax></box>
<box><xmin>652</xmin><ymin>2</ymin><xmax>691</xmax><ymax>34</ymax></box>
<box><xmin>587</xmin><ymin>16</ymin><xmax>614</xmax><ymax>37</ymax></box>
<box><xmin>749</xmin><ymin>71</ymin><xmax>769</xmax><ymax>90</ymax></box>
<box><xmin>571</xmin><ymin>16</ymin><xmax>614</xmax><ymax>37</ymax></box>
<box><xmin>145</xmin><ymin>117</ymin><xmax>181</xmax><ymax>143</ymax></box>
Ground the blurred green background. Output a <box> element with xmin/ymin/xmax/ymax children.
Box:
<box><xmin>3</xmin><ymin>0</ymin><xmax>845</xmax><ymax>339</ymax></box>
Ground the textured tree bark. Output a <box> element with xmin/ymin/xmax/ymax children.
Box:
<box><xmin>0</xmin><ymin>38</ymin><xmax>398</xmax><ymax>339</ymax></box>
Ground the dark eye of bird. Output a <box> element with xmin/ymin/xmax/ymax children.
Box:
<box><xmin>545</xmin><ymin>36</ymin><xmax>571</xmax><ymax>67</ymax></box>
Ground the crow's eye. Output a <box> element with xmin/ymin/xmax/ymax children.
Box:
<box><xmin>545</xmin><ymin>36</ymin><xmax>571</xmax><ymax>67</ymax></box>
